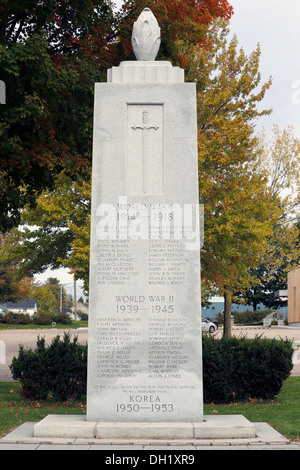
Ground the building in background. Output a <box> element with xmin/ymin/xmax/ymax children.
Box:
<box><xmin>288</xmin><ymin>268</ymin><xmax>300</xmax><ymax>326</ymax></box>
<box><xmin>203</xmin><ymin>299</ymin><xmax>288</xmax><ymax>323</ymax></box>
<box><xmin>5</xmin><ymin>299</ymin><xmax>38</xmax><ymax>317</ymax></box>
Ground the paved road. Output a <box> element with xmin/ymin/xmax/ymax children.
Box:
<box><xmin>0</xmin><ymin>328</ymin><xmax>88</xmax><ymax>381</ymax></box>
<box><xmin>1</xmin><ymin>326</ymin><xmax>300</xmax><ymax>381</ymax></box>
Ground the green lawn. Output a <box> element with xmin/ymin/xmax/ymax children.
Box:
<box><xmin>204</xmin><ymin>376</ymin><xmax>300</xmax><ymax>441</ymax></box>
<box><xmin>0</xmin><ymin>382</ymin><xmax>86</xmax><ymax>438</ymax></box>
<box><xmin>0</xmin><ymin>377</ymin><xmax>299</xmax><ymax>441</ymax></box>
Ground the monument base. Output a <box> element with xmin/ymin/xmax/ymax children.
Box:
<box><xmin>34</xmin><ymin>415</ymin><xmax>256</xmax><ymax>440</ymax></box>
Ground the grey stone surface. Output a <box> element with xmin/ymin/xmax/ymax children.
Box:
<box><xmin>254</xmin><ymin>421</ymin><xmax>288</xmax><ymax>440</ymax></box>
<box><xmin>32</xmin><ymin>415</ymin><xmax>256</xmax><ymax>440</ymax></box>
<box><xmin>107</xmin><ymin>61</ymin><xmax>184</xmax><ymax>84</ymax></box>
<box><xmin>194</xmin><ymin>415</ymin><xmax>256</xmax><ymax>439</ymax></box>
<box><xmin>0</xmin><ymin>443</ymin><xmax>39</xmax><ymax>450</ymax></box>
<box><xmin>37</xmin><ymin>444</ymin><xmax>90</xmax><ymax>451</ymax></box>
<box><xmin>34</xmin><ymin>415</ymin><xmax>97</xmax><ymax>439</ymax></box>
<box><xmin>90</xmin><ymin>445</ymin><xmax>144</xmax><ymax>450</ymax></box>
<box><xmin>96</xmin><ymin>422</ymin><xmax>194</xmax><ymax>439</ymax></box>
<box><xmin>86</xmin><ymin>59</ymin><xmax>202</xmax><ymax>423</ymax></box>
<box><xmin>0</xmin><ymin>421</ymin><xmax>35</xmax><ymax>441</ymax></box>
<box><xmin>143</xmin><ymin>445</ymin><xmax>196</xmax><ymax>450</ymax></box>
<box><xmin>2</xmin><ymin>421</ymin><xmax>299</xmax><ymax>450</ymax></box>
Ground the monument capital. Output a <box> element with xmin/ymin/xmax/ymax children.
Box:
<box><xmin>132</xmin><ymin>8</ymin><xmax>161</xmax><ymax>61</ymax></box>
<box><xmin>108</xmin><ymin>7</ymin><xmax>183</xmax><ymax>83</ymax></box>
<box><xmin>87</xmin><ymin>6</ymin><xmax>203</xmax><ymax>425</ymax></box>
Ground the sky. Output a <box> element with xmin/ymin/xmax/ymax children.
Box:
<box><xmin>228</xmin><ymin>0</ymin><xmax>300</xmax><ymax>140</ymax></box>
<box><xmin>113</xmin><ymin>0</ymin><xmax>300</xmax><ymax>139</ymax></box>
<box><xmin>35</xmin><ymin>1</ymin><xmax>300</xmax><ymax>299</ymax></box>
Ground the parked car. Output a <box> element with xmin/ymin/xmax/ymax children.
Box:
<box><xmin>210</xmin><ymin>318</ymin><xmax>219</xmax><ymax>329</ymax></box>
<box><xmin>201</xmin><ymin>317</ymin><xmax>217</xmax><ymax>333</ymax></box>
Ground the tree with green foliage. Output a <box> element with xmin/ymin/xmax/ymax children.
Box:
<box><xmin>0</xmin><ymin>1</ymin><xmax>235</xmax><ymax>293</ymax></box>
<box><xmin>2</xmin><ymin>4</ymin><xmax>288</xmax><ymax>340</ymax></box>
<box><xmin>182</xmin><ymin>20</ymin><xmax>280</xmax><ymax>336</ymax></box>
<box><xmin>0</xmin><ymin>172</ymin><xmax>91</xmax><ymax>293</ymax></box>
<box><xmin>0</xmin><ymin>0</ymin><xmax>233</xmax><ymax>232</ymax></box>
<box><xmin>29</xmin><ymin>282</ymin><xmax>57</xmax><ymax>314</ymax></box>
<box><xmin>234</xmin><ymin>126</ymin><xmax>300</xmax><ymax>311</ymax></box>
<box><xmin>0</xmin><ymin>0</ymin><xmax>116</xmax><ymax>231</ymax></box>
<box><xmin>117</xmin><ymin>0</ymin><xmax>233</xmax><ymax>65</ymax></box>
<box><xmin>0</xmin><ymin>233</ymin><xmax>33</xmax><ymax>302</ymax></box>
<box><xmin>2</xmin><ymin>19</ymin><xmax>281</xmax><ymax>337</ymax></box>
<box><xmin>235</xmin><ymin>223</ymin><xmax>300</xmax><ymax>311</ymax></box>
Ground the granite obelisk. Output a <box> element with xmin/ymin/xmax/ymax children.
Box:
<box><xmin>86</xmin><ymin>8</ymin><xmax>203</xmax><ymax>423</ymax></box>
<box><xmin>34</xmin><ymin>9</ymin><xmax>256</xmax><ymax>441</ymax></box>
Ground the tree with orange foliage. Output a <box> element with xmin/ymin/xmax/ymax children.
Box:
<box><xmin>0</xmin><ymin>234</ymin><xmax>32</xmax><ymax>301</ymax></box>
<box><xmin>0</xmin><ymin>1</ymin><xmax>233</xmax><ymax>232</ymax></box>
<box><xmin>0</xmin><ymin>0</ymin><xmax>116</xmax><ymax>231</ymax></box>
<box><xmin>116</xmin><ymin>0</ymin><xmax>233</xmax><ymax>65</ymax></box>
<box><xmin>180</xmin><ymin>20</ymin><xmax>281</xmax><ymax>336</ymax></box>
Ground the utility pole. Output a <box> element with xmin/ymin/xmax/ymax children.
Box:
<box><xmin>60</xmin><ymin>285</ymin><xmax>63</xmax><ymax>313</ymax></box>
<box><xmin>74</xmin><ymin>276</ymin><xmax>77</xmax><ymax>321</ymax></box>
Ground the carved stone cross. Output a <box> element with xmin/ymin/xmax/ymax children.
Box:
<box><xmin>132</xmin><ymin>109</ymin><xmax>159</xmax><ymax>194</ymax></box>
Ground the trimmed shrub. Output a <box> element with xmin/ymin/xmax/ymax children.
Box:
<box><xmin>33</xmin><ymin>310</ymin><xmax>53</xmax><ymax>325</ymax></box>
<box><xmin>54</xmin><ymin>312</ymin><xmax>72</xmax><ymax>325</ymax></box>
<box><xmin>78</xmin><ymin>312</ymin><xmax>88</xmax><ymax>321</ymax></box>
<box><xmin>10</xmin><ymin>337</ymin><xmax>49</xmax><ymax>400</ymax></box>
<box><xmin>45</xmin><ymin>334</ymin><xmax>87</xmax><ymax>401</ymax></box>
<box><xmin>202</xmin><ymin>334</ymin><xmax>293</xmax><ymax>403</ymax></box>
<box><xmin>1</xmin><ymin>311</ymin><xmax>32</xmax><ymax>325</ymax></box>
<box><xmin>10</xmin><ymin>333</ymin><xmax>87</xmax><ymax>401</ymax></box>
<box><xmin>33</xmin><ymin>311</ymin><xmax>72</xmax><ymax>325</ymax></box>
<box><xmin>10</xmin><ymin>333</ymin><xmax>293</xmax><ymax>404</ymax></box>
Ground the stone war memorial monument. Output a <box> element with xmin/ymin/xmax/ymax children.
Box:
<box><xmin>34</xmin><ymin>8</ymin><xmax>256</xmax><ymax>440</ymax></box>
<box><xmin>87</xmin><ymin>6</ymin><xmax>203</xmax><ymax>426</ymax></box>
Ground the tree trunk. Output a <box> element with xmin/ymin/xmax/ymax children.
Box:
<box><xmin>223</xmin><ymin>289</ymin><xmax>232</xmax><ymax>338</ymax></box>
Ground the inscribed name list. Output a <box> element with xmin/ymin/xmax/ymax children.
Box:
<box><xmin>87</xmin><ymin>82</ymin><xmax>203</xmax><ymax>422</ymax></box>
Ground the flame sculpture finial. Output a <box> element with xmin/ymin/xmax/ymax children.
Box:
<box><xmin>132</xmin><ymin>8</ymin><xmax>161</xmax><ymax>61</ymax></box>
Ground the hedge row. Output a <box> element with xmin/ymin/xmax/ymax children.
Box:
<box><xmin>0</xmin><ymin>311</ymin><xmax>72</xmax><ymax>325</ymax></box>
<box><xmin>232</xmin><ymin>309</ymin><xmax>273</xmax><ymax>325</ymax></box>
<box><xmin>10</xmin><ymin>333</ymin><xmax>294</xmax><ymax>403</ymax></box>
<box><xmin>202</xmin><ymin>335</ymin><xmax>293</xmax><ymax>403</ymax></box>
<box><xmin>216</xmin><ymin>309</ymin><xmax>275</xmax><ymax>326</ymax></box>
